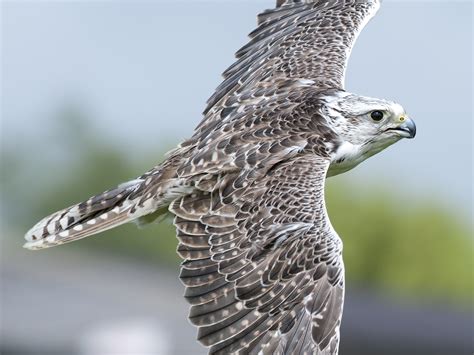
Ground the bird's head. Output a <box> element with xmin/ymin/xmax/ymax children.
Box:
<box><xmin>321</xmin><ymin>92</ymin><xmax>416</xmax><ymax>176</ymax></box>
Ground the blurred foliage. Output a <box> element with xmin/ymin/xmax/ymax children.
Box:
<box><xmin>326</xmin><ymin>183</ymin><xmax>472</xmax><ymax>305</ymax></box>
<box><xmin>1</xmin><ymin>106</ymin><xmax>472</xmax><ymax>306</ymax></box>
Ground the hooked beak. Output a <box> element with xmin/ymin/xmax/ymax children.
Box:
<box><xmin>387</xmin><ymin>117</ymin><xmax>417</xmax><ymax>139</ymax></box>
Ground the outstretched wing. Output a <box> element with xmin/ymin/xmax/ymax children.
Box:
<box><xmin>171</xmin><ymin>155</ymin><xmax>344</xmax><ymax>354</ymax></box>
<box><xmin>205</xmin><ymin>0</ymin><xmax>380</xmax><ymax>113</ymax></box>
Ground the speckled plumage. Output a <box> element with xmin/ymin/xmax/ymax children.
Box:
<box><xmin>24</xmin><ymin>1</ymin><xmax>416</xmax><ymax>354</ymax></box>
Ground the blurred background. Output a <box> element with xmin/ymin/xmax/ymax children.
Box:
<box><xmin>1</xmin><ymin>0</ymin><xmax>472</xmax><ymax>354</ymax></box>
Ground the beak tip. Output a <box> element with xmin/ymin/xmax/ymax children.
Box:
<box><xmin>403</xmin><ymin>118</ymin><xmax>416</xmax><ymax>139</ymax></box>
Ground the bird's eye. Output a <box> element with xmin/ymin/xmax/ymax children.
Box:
<box><xmin>370</xmin><ymin>110</ymin><xmax>384</xmax><ymax>121</ymax></box>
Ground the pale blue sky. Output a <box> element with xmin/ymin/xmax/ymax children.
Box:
<box><xmin>2</xmin><ymin>1</ymin><xmax>472</xmax><ymax>218</ymax></box>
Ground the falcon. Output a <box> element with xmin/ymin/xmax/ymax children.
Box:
<box><xmin>24</xmin><ymin>1</ymin><xmax>416</xmax><ymax>354</ymax></box>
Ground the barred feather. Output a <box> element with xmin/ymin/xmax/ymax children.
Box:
<box><xmin>24</xmin><ymin>180</ymin><xmax>144</xmax><ymax>250</ymax></box>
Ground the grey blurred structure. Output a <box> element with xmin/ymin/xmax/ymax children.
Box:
<box><xmin>2</xmin><ymin>238</ymin><xmax>472</xmax><ymax>355</ymax></box>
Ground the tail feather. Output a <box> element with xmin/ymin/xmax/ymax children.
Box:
<box><xmin>24</xmin><ymin>179</ymin><xmax>145</xmax><ymax>250</ymax></box>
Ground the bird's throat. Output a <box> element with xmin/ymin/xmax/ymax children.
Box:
<box><xmin>327</xmin><ymin>141</ymin><xmax>367</xmax><ymax>177</ymax></box>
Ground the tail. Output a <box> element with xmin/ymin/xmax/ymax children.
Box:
<box><xmin>24</xmin><ymin>179</ymin><xmax>148</xmax><ymax>250</ymax></box>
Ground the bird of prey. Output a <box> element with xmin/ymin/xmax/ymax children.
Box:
<box><xmin>25</xmin><ymin>0</ymin><xmax>416</xmax><ymax>354</ymax></box>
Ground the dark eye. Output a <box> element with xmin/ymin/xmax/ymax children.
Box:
<box><xmin>370</xmin><ymin>110</ymin><xmax>384</xmax><ymax>121</ymax></box>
